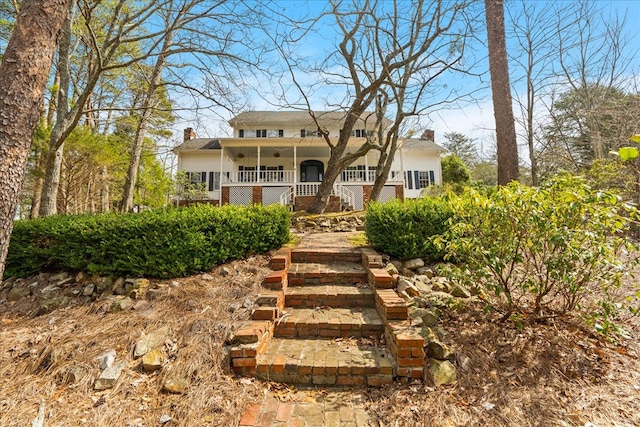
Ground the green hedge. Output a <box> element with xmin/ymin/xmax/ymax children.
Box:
<box><xmin>365</xmin><ymin>198</ymin><xmax>453</xmax><ymax>261</ymax></box>
<box><xmin>6</xmin><ymin>204</ymin><xmax>290</xmax><ymax>278</ymax></box>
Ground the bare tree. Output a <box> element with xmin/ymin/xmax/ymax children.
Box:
<box><xmin>272</xmin><ymin>0</ymin><xmax>476</xmax><ymax>213</ymax></box>
<box><xmin>0</xmin><ymin>0</ymin><xmax>69</xmax><ymax>280</ymax></box>
<box><xmin>39</xmin><ymin>0</ymin><xmax>255</xmax><ymax>216</ymax></box>
<box><xmin>485</xmin><ymin>0</ymin><xmax>519</xmax><ymax>184</ymax></box>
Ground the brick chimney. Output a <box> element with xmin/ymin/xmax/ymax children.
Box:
<box><xmin>421</xmin><ymin>129</ymin><xmax>434</xmax><ymax>141</ymax></box>
<box><xmin>183</xmin><ymin>127</ymin><xmax>196</xmax><ymax>142</ymax></box>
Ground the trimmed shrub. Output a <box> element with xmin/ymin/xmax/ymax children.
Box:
<box><xmin>365</xmin><ymin>197</ymin><xmax>453</xmax><ymax>261</ymax></box>
<box><xmin>6</xmin><ymin>204</ymin><xmax>290</xmax><ymax>278</ymax></box>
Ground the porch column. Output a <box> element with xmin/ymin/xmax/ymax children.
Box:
<box><xmin>257</xmin><ymin>145</ymin><xmax>261</xmax><ymax>183</ymax></box>
<box><xmin>365</xmin><ymin>153</ymin><xmax>369</xmax><ymax>182</ymax></box>
<box><xmin>293</xmin><ymin>145</ymin><xmax>297</xmax><ymax>185</ymax></box>
<box><xmin>219</xmin><ymin>146</ymin><xmax>224</xmax><ymax>207</ymax></box>
<box><xmin>399</xmin><ymin>145</ymin><xmax>405</xmax><ymax>188</ymax></box>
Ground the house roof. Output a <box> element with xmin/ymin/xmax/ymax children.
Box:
<box><xmin>401</xmin><ymin>138</ymin><xmax>446</xmax><ymax>152</ymax></box>
<box><xmin>172</xmin><ymin>138</ymin><xmax>221</xmax><ymax>152</ymax></box>
<box><xmin>229</xmin><ymin>110</ymin><xmax>389</xmax><ymax>128</ymax></box>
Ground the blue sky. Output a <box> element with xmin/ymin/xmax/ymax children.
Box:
<box><xmin>177</xmin><ymin>0</ymin><xmax>640</xmax><ymax>164</ymax></box>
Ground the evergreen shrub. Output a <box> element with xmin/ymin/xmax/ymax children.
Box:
<box><xmin>6</xmin><ymin>204</ymin><xmax>290</xmax><ymax>278</ymax></box>
<box><xmin>365</xmin><ymin>197</ymin><xmax>453</xmax><ymax>261</ymax></box>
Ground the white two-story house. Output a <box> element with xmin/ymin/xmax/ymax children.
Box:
<box><xmin>173</xmin><ymin>111</ymin><xmax>444</xmax><ymax>211</ymax></box>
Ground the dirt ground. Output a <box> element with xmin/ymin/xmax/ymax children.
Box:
<box><xmin>1</xmin><ymin>244</ymin><xmax>639</xmax><ymax>427</ymax></box>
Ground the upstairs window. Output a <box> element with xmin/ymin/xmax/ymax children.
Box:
<box><xmin>301</xmin><ymin>129</ymin><xmax>317</xmax><ymax>137</ymax></box>
<box><xmin>255</xmin><ymin>129</ymin><xmax>267</xmax><ymax>138</ymax></box>
<box><xmin>239</xmin><ymin>129</ymin><xmax>244</xmax><ymax>138</ymax></box>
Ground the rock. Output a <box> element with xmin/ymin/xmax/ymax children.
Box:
<box><xmin>128</xmin><ymin>279</ymin><xmax>150</xmax><ymax>299</ymax></box>
<box><xmin>170</xmin><ymin>281</ymin><xmax>181</xmax><ymax>287</ymax></box>
<box><xmin>8</xmin><ymin>286</ymin><xmax>30</xmax><ymax>301</ymax></box>
<box><xmin>419</xmin><ymin>326</ymin><xmax>438</xmax><ymax>342</ymax></box>
<box><xmin>201</xmin><ymin>273</ymin><xmax>215</xmax><ymax>281</ymax></box>
<box><xmin>162</xmin><ymin>376</ymin><xmax>188</xmax><ymax>394</ymax></box>
<box><xmin>82</xmin><ymin>284</ymin><xmax>95</xmax><ymax>296</ymax></box>
<box><xmin>431</xmin><ymin>280</ymin><xmax>450</xmax><ymax>293</ymax></box>
<box><xmin>134</xmin><ymin>326</ymin><xmax>169</xmax><ymax>358</ymax></box>
<box><xmin>37</xmin><ymin>297</ymin><xmax>69</xmax><ymax>315</ymax></box>
<box><xmin>400</xmin><ymin>268</ymin><xmax>415</xmax><ymax>277</ymax></box>
<box><xmin>112</xmin><ymin>277</ymin><xmax>127</xmax><ymax>295</ymax></box>
<box><xmin>75</xmin><ymin>271</ymin><xmax>90</xmax><ymax>284</ymax></box>
<box><xmin>410</xmin><ymin>308</ymin><xmax>440</xmax><ymax>327</ymax></box>
<box><xmin>94</xmin><ymin>360</ymin><xmax>126</xmax><ymax>390</ymax></box>
<box><xmin>416</xmin><ymin>267</ymin><xmax>435</xmax><ymax>278</ymax></box>
<box><xmin>1</xmin><ymin>277</ymin><xmax>16</xmax><ymax>292</ymax></box>
<box><xmin>413</xmin><ymin>280</ymin><xmax>432</xmax><ymax>295</ymax></box>
<box><xmin>429</xmin><ymin>359</ymin><xmax>456</xmax><ymax>386</ymax></box>
<box><xmin>95</xmin><ymin>277</ymin><xmax>114</xmax><ymax>293</ymax></box>
<box><xmin>40</xmin><ymin>284</ymin><xmax>61</xmax><ymax>299</ymax></box>
<box><xmin>390</xmin><ymin>260</ymin><xmax>403</xmax><ymax>271</ymax></box>
<box><xmin>220</xmin><ymin>266</ymin><xmax>231</xmax><ymax>277</ymax></box>
<box><xmin>109</xmin><ymin>296</ymin><xmax>134</xmax><ymax>312</ymax></box>
<box><xmin>305</xmin><ymin>220</ymin><xmax>317</xmax><ymax>228</ymax></box>
<box><xmin>384</xmin><ymin>263</ymin><xmax>399</xmax><ymax>275</ymax></box>
<box><xmin>133</xmin><ymin>300</ymin><xmax>149</xmax><ymax>310</ymax></box>
<box><xmin>50</xmin><ymin>272</ymin><xmax>69</xmax><ymax>282</ymax></box>
<box><xmin>142</xmin><ymin>349</ymin><xmax>166</xmax><ymax>372</ymax></box>
<box><xmin>397</xmin><ymin>278</ymin><xmax>420</xmax><ymax>297</ymax></box>
<box><xmin>404</xmin><ymin>258</ymin><xmax>425</xmax><ymax>270</ymax></box>
<box><xmin>450</xmin><ymin>284</ymin><xmax>471</xmax><ymax>298</ymax></box>
<box><xmin>97</xmin><ymin>349</ymin><xmax>117</xmax><ymax>370</ymax></box>
<box><xmin>427</xmin><ymin>340</ymin><xmax>455</xmax><ymax>360</ymax></box>
<box><xmin>160</xmin><ymin>414</ymin><xmax>172</xmax><ymax>424</ymax></box>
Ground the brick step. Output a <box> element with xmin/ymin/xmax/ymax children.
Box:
<box><xmin>285</xmin><ymin>284</ymin><xmax>374</xmax><ymax>308</ymax></box>
<box><xmin>287</xmin><ymin>262</ymin><xmax>367</xmax><ymax>286</ymax></box>
<box><xmin>275</xmin><ymin>307</ymin><xmax>384</xmax><ymax>339</ymax></box>
<box><xmin>256</xmin><ymin>338</ymin><xmax>395</xmax><ymax>386</ymax></box>
<box><xmin>291</xmin><ymin>247</ymin><xmax>362</xmax><ymax>264</ymax></box>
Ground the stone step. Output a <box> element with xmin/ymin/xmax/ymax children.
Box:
<box><xmin>256</xmin><ymin>338</ymin><xmax>395</xmax><ymax>387</ymax></box>
<box><xmin>275</xmin><ymin>307</ymin><xmax>384</xmax><ymax>339</ymax></box>
<box><xmin>291</xmin><ymin>247</ymin><xmax>362</xmax><ymax>264</ymax></box>
<box><xmin>285</xmin><ymin>284</ymin><xmax>374</xmax><ymax>308</ymax></box>
<box><xmin>287</xmin><ymin>262</ymin><xmax>368</xmax><ymax>286</ymax></box>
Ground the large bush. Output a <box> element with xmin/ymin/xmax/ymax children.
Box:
<box><xmin>436</xmin><ymin>176</ymin><xmax>639</xmax><ymax>332</ymax></box>
<box><xmin>6</xmin><ymin>204</ymin><xmax>290</xmax><ymax>278</ymax></box>
<box><xmin>365</xmin><ymin>197</ymin><xmax>453</xmax><ymax>261</ymax></box>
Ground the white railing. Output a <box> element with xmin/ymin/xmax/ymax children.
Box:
<box><xmin>296</xmin><ymin>183</ymin><xmax>320</xmax><ymax>196</ymax></box>
<box><xmin>333</xmin><ymin>184</ymin><xmax>355</xmax><ymax>209</ymax></box>
<box><xmin>279</xmin><ymin>186</ymin><xmax>294</xmax><ymax>206</ymax></box>
<box><xmin>222</xmin><ymin>170</ymin><xmax>295</xmax><ymax>184</ymax></box>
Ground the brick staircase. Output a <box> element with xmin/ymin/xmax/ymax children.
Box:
<box><xmin>227</xmin><ymin>236</ymin><xmax>425</xmax><ymax>387</ymax></box>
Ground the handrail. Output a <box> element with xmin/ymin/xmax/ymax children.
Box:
<box><xmin>279</xmin><ymin>186</ymin><xmax>294</xmax><ymax>207</ymax></box>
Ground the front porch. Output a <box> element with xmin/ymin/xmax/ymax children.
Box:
<box><xmin>220</xmin><ymin>182</ymin><xmax>404</xmax><ymax>212</ymax></box>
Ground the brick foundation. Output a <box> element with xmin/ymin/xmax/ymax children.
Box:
<box><xmin>294</xmin><ymin>195</ymin><xmax>342</xmax><ymax>212</ymax></box>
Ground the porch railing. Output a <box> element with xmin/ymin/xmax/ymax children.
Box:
<box><xmin>222</xmin><ymin>170</ymin><xmax>295</xmax><ymax>183</ymax></box>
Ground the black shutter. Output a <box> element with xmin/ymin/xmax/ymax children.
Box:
<box><xmin>279</xmin><ymin>129</ymin><xmax>284</xmax><ymax>137</ymax></box>
<box><xmin>407</xmin><ymin>171</ymin><xmax>413</xmax><ymax>190</ymax></box>
<box><xmin>414</xmin><ymin>171</ymin><xmax>420</xmax><ymax>189</ymax></box>
<box><xmin>429</xmin><ymin>171</ymin><xmax>435</xmax><ymax>185</ymax></box>
<box><xmin>209</xmin><ymin>172</ymin><xmax>214</xmax><ymax>191</ymax></box>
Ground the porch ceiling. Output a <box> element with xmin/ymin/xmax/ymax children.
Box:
<box><xmin>224</xmin><ymin>145</ymin><xmax>330</xmax><ymax>160</ymax></box>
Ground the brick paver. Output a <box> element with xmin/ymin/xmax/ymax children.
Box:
<box><xmin>238</xmin><ymin>390</ymin><xmax>375</xmax><ymax>427</ymax></box>
<box><xmin>274</xmin><ymin>307</ymin><xmax>383</xmax><ymax>339</ymax></box>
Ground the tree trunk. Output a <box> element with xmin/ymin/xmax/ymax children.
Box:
<box><xmin>485</xmin><ymin>0</ymin><xmax>519</xmax><ymax>184</ymax></box>
<box><xmin>100</xmin><ymin>165</ymin><xmax>110</xmax><ymax>213</ymax></box>
<box><xmin>119</xmin><ymin>31</ymin><xmax>172</xmax><ymax>213</ymax></box>
<box><xmin>0</xmin><ymin>0</ymin><xmax>70</xmax><ymax>280</ymax></box>
<box><xmin>29</xmin><ymin>175</ymin><xmax>44</xmax><ymax>219</ymax></box>
<box><xmin>370</xmin><ymin>139</ymin><xmax>398</xmax><ymax>202</ymax></box>
<box><xmin>39</xmin><ymin>0</ymin><xmax>76</xmax><ymax>216</ymax></box>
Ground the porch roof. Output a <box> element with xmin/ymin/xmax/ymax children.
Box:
<box><xmin>172</xmin><ymin>138</ymin><xmax>220</xmax><ymax>152</ymax></box>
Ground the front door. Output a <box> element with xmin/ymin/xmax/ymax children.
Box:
<box><xmin>300</xmin><ymin>160</ymin><xmax>324</xmax><ymax>182</ymax></box>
